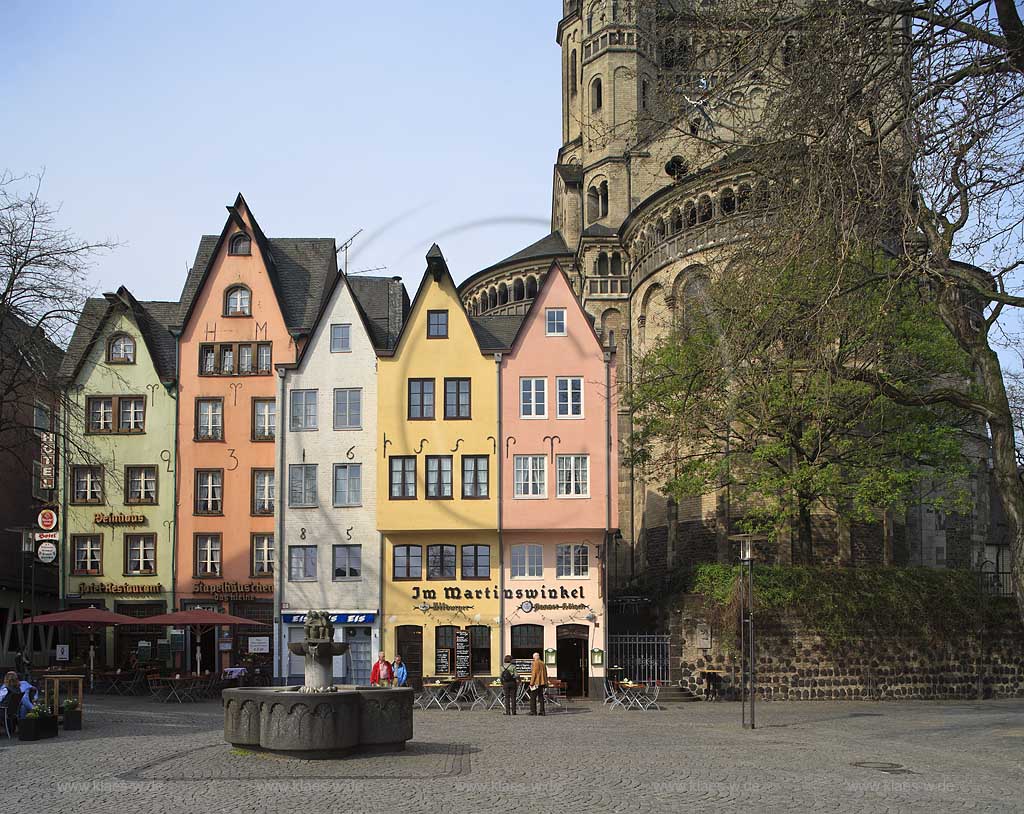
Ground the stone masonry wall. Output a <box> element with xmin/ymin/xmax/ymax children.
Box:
<box><xmin>670</xmin><ymin>595</ymin><xmax>1024</xmax><ymax>701</ymax></box>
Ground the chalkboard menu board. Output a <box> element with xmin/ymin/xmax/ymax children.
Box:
<box><xmin>513</xmin><ymin>659</ymin><xmax>532</xmax><ymax>676</ymax></box>
<box><xmin>455</xmin><ymin>630</ymin><xmax>471</xmax><ymax>678</ymax></box>
<box><xmin>435</xmin><ymin>648</ymin><xmax>451</xmax><ymax>675</ymax></box>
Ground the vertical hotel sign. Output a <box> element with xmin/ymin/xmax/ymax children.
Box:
<box><xmin>39</xmin><ymin>431</ymin><xmax>56</xmax><ymax>490</ymax></box>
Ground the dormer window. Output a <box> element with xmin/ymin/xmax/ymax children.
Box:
<box><xmin>427</xmin><ymin>310</ymin><xmax>449</xmax><ymax>339</ymax></box>
<box><xmin>225</xmin><ymin>285</ymin><xmax>251</xmax><ymax>317</ymax></box>
<box><xmin>107</xmin><ymin>333</ymin><xmax>136</xmax><ymax>364</ymax></box>
<box><xmin>229</xmin><ymin>233</ymin><xmax>251</xmax><ymax>256</ymax></box>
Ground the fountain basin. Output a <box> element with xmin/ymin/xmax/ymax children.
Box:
<box><xmin>223</xmin><ymin>686</ymin><xmax>413</xmax><ymax>758</ymax></box>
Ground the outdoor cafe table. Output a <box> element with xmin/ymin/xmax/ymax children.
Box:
<box><xmin>485</xmin><ymin>682</ymin><xmax>508</xmax><ymax>710</ymax></box>
<box><xmin>420</xmin><ymin>681</ymin><xmax>453</xmax><ymax>711</ymax></box>
<box><xmin>154</xmin><ymin>675</ymin><xmax>202</xmax><ymax>704</ymax></box>
<box><xmin>94</xmin><ymin>670</ymin><xmax>130</xmax><ymax>695</ymax></box>
<box><xmin>617</xmin><ymin>681</ymin><xmax>650</xmax><ymax>710</ymax></box>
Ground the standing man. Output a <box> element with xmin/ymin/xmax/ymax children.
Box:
<box><xmin>529</xmin><ymin>652</ymin><xmax>548</xmax><ymax>716</ymax></box>
<box><xmin>500</xmin><ymin>655</ymin><xmax>519</xmax><ymax>716</ymax></box>
<box><xmin>393</xmin><ymin>654</ymin><xmax>408</xmax><ymax>688</ymax></box>
<box><xmin>369</xmin><ymin>651</ymin><xmax>394</xmax><ymax>687</ymax></box>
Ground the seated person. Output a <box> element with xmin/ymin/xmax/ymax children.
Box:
<box><xmin>0</xmin><ymin>671</ymin><xmax>36</xmax><ymax>730</ymax></box>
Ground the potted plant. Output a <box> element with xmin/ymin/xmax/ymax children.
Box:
<box><xmin>19</xmin><ymin>704</ymin><xmax>57</xmax><ymax>741</ymax></box>
<box><xmin>62</xmin><ymin>697</ymin><xmax>82</xmax><ymax>731</ymax></box>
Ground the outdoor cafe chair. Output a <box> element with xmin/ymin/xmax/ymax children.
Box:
<box><xmin>469</xmin><ymin>679</ymin><xmax>493</xmax><ymax>711</ymax></box>
<box><xmin>444</xmin><ymin>678</ymin><xmax>474</xmax><ymax>711</ymax></box>
<box><xmin>146</xmin><ymin>673</ymin><xmax>171</xmax><ymax>702</ymax></box>
<box><xmin>641</xmin><ymin>682</ymin><xmax>663</xmax><ymax>711</ymax></box>
<box><xmin>604</xmin><ymin>678</ymin><xmax>626</xmax><ymax>710</ymax></box>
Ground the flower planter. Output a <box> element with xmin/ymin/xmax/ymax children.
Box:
<box><xmin>18</xmin><ymin>717</ymin><xmax>41</xmax><ymax>741</ymax></box>
<box><xmin>62</xmin><ymin>709</ymin><xmax>82</xmax><ymax>731</ymax></box>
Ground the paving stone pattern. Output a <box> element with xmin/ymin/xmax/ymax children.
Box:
<box><xmin>7</xmin><ymin>696</ymin><xmax>1024</xmax><ymax>813</ymax></box>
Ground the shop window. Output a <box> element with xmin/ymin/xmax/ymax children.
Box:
<box><xmin>511</xmin><ymin>624</ymin><xmax>544</xmax><ymax>660</ymax></box>
<box><xmin>469</xmin><ymin>625</ymin><xmax>491</xmax><ymax>674</ymax></box>
<box><xmin>427</xmin><ymin>544</ymin><xmax>456</xmax><ymax>579</ymax></box>
<box><xmin>393</xmin><ymin>545</ymin><xmax>422</xmax><ymax>579</ymax></box>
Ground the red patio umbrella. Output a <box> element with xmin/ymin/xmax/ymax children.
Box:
<box><xmin>15</xmin><ymin>606</ymin><xmax>141</xmax><ymax>687</ymax></box>
<box><xmin>139</xmin><ymin>609</ymin><xmax>269</xmax><ymax>676</ymax></box>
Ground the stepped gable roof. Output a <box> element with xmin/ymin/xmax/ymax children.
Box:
<box><xmin>348</xmin><ymin>276</ymin><xmax>410</xmax><ymax>351</ymax></box>
<box><xmin>59</xmin><ymin>289</ymin><xmax>178</xmax><ymax>384</ymax></box>
<box><xmin>176</xmin><ymin>194</ymin><xmax>336</xmax><ymax>336</ymax></box>
<box><xmin>459</xmin><ymin>230</ymin><xmax>573</xmax><ymax>293</ymax></box>
<box><xmin>468</xmin><ymin>314</ymin><xmax>527</xmax><ymax>353</ymax></box>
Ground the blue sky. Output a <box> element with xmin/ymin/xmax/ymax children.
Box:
<box><xmin>3</xmin><ymin>1</ymin><xmax>564</xmax><ymax>302</ymax></box>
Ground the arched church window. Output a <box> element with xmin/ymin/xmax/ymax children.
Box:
<box><xmin>591</xmin><ymin>78</ymin><xmax>603</xmax><ymax>113</ymax></box>
<box><xmin>611</xmin><ymin>253</ymin><xmax>623</xmax><ymax>276</ymax></box>
<box><xmin>697</xmin><ymin>195</ymin><xmax>713</xmax><ymax>223</ymax></box>
<box><xmin>513</xmin><ymin>279</ymin><xmax>525</xmax><ymax>301</ymax></box>
<box><xmin>599</xmin><ymin>181</ymin><xmax>609</xmax><ymax>218</ymax></box>
<box><xmin>526</xmin><ymin>276</ymin><xmax>538</xmax><ymax>298</ymax></box>
<box><xmin>570</xmin><ymin>51</ymin><xmax>578</xmax><ymax>96</ymax></box>
<box><xmin>721</xmin><ymin>188</ymin><xmax>736</xmax><ymax>216</ymax></box>
<box><xmin>597</xmin><ymin>253</ymin><xmax>609</xmax><ymax>276</ymax></box>
<box><xmin>498</xmin><ymin>283</ymin><xmax>508</xmax><ymax>306</ymax></box>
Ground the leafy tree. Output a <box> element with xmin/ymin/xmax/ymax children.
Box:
<box><xmin>629</xmin><ymin>252</ymin><xmax>974</xmax><ymax>563</ymax></box>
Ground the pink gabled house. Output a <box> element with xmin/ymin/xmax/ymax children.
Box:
<box><xmin>499</xmin><ymin>262</ymin><xmax>616</xmax><ymax>698</ymax></box>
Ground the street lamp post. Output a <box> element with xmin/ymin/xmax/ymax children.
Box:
<box><xmin>730</xmin><ymin>534</ymin><xmax>763</xmax><ymax>730</ymax></box>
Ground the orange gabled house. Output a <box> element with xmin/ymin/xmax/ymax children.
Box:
<box><xmin>173</xmin><ymin>194</ymin><xmax>336</xmax><ymax>672</ymax></box>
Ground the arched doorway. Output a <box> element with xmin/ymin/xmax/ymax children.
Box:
<box><xmin>556</xmin><ymin>624</ymin><xmax>590</xmax><ymax>697</ymax></box>
<box><xmin>396</xmin><ymin>625</ymin><xmax>423</xmax><ymax>688</ymax></box>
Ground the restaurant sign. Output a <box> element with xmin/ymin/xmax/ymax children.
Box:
<box><xmin>193</xmin><ymin>581</ymin><xmax>274</xmax><ymax>601</ymax></box>
<box><xmin>79</xmin><ymin>582</ymin><xmax>165</xmax><ymax>595</ymax></box>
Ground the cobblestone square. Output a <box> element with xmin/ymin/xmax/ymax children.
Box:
<box><xmin>7</xmin><ymin>695</ymin><xmax>1024</xmax><ymax>813</ymax></box>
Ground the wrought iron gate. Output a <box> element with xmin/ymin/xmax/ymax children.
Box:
<box><xmin>607</xmin><ymin>634</ymin><xmax>670</xmax><ymax>683</ymax></box>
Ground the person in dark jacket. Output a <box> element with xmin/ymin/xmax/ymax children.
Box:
<box><xmin>500</xmin><ymin>655</ymin><xmax>519</xmax><ymax>716</ymax></box>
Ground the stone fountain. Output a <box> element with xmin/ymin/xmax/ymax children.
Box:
<box><xmin>223</xmin><ymin>611</ymin><xmax>413</xmax><ymax>757</ymax></box>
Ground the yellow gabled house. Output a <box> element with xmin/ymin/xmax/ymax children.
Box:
<box><xmin>377</xmin><ymin>246</ymin><xmax>511</xmax><ymax>684</ymax></box>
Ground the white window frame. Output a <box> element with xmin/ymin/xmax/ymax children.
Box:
<box><xmin>520</xmin><ymin>377</ymin><xmax>547</xmax><ymax>419</ymax></box>
<box><xmin>74</xmin><ymin>535</ymin><xmax>101</xmax><ymax>574</ymax></box>
<box><xmin>119</xmin><ymin>397</ymin><xmax>145</xmax><ymax>431</ymax></box>
<box><xmin>545</xmin><ymin>308</ymin><xmax>567</xmax><ymax>336</ymax></box>
<box><xmin>127</xmin><ymin>466</ymin><xmax>157</xmax><ymax>503</ymax></box>
<box><xmin>197</xmin><ymin>399</ymin><xmax>223</xmax><ymax>440</ymax></box>
<box><xmin>196</xmin><ymin>534</ymin><xmax>222</xmax><ymax>577</ymax></box>
<box><xmin>556</xmin><ymin>543</ymin><xmax>589</xmax><ymax>578</ymax></box>
<box><xmin>510</xmin><ymin>543</ymin><xmax>543</xmax><ymax>579</ymax></box>
<box><xmin>89</xmin><ymin>397</ymin><xmax>113</xmax><ymax>432</ymax></box>
<box><xmin>252</xmin><ymin>534</ymin><xmax>274</xmax><ymax>576</ymax></box>
<box><xmin>330</xmin><ymin>323</ymin><xmax>352</xmax><ymax>353</ymax></box>
<box><xmin>253</xmin><ymin>469</ymin><xmax>275</xmax><ymax>514</ymax></box>
<box><xmin>513</xmin><ymin>455</ymin><xmax>547</xmax><ymax>499</ymax></box>
<box><xmin>196</xmin><ymin>470</ymin><xmax>223</xmax><ymax>513</ymax></box>
<box><xmin>556</xmin><ymin>454</ymin><xmax>590</xmax><ymax>498</ymax></box>
<box><xmin>333</xmin><ymin>463</ymin><xmax>362</xmax><ymax>507</ymax></box>
<box><xmin>125</xmin><ymin>534</ymin><xmax>156</xmax><ymax>575</ymax></box>
<box><xmin>73</xmin><ymin>466</ymin><xmax>103</xmax><ymax>502</ymax></box>
<box><xmin>556</xmin><ymin>376</ymin><xmax>584</xmax><ymax>419</ymax></box>
<box><xmin>253</xmin><ymin>399</ymin><xmax>276</xmax><ymax>440</ymax></box>
<box><xmin>226</xmin><ymin>286</ymin><xmax>251</xmax><ymax>316</ymax></box>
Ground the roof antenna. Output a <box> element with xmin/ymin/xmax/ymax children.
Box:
<box><xmin>351</xmin><ymin>265</ymin><xmax>388</xmax><ymax>275</ymax></box>
<box><xmin>337</xmin><ymin>229</ymin><xmax>363</xmax><ymax>276</ymax></box>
